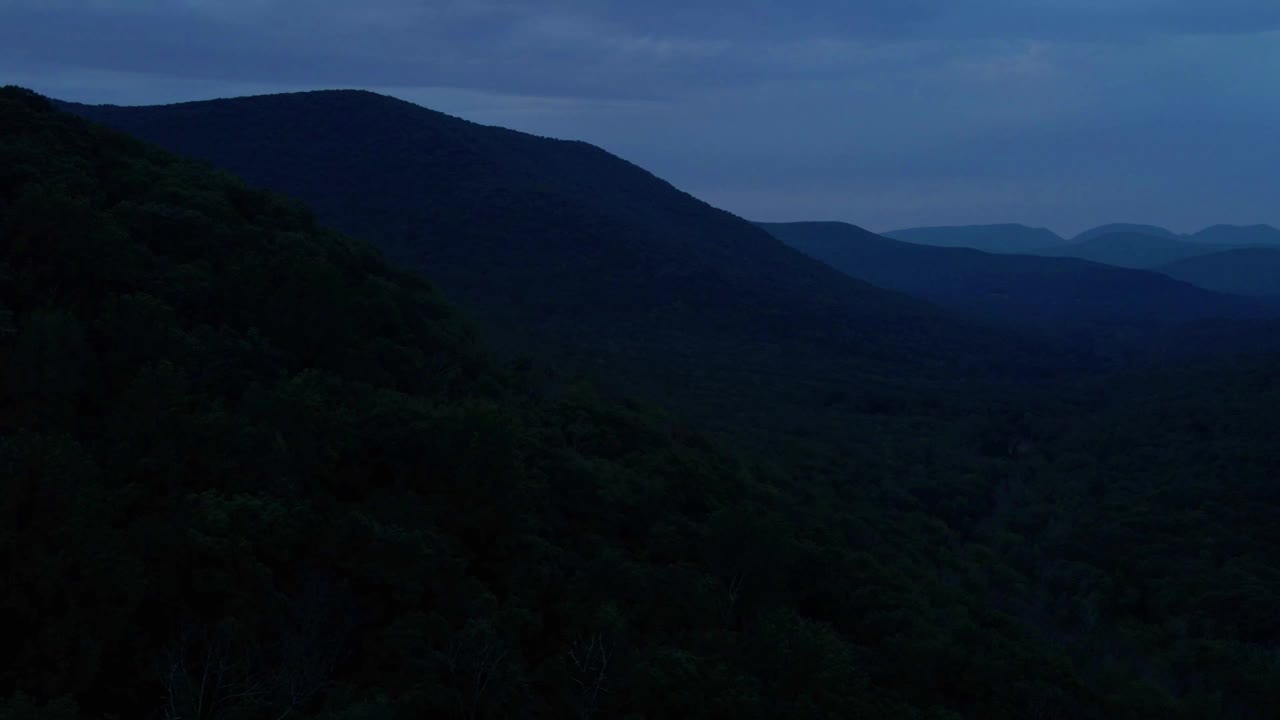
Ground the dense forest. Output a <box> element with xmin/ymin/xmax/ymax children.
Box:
<box><xmin>4</xmin><ymin>87</ymin><xmax>1280</xmax><ymax>719</ymax></box>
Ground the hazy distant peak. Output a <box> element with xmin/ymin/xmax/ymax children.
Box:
<box><xmin>883</xmin><ymin>224</ymin><xmax>1063</xmax><ymax>253</ymax></box>
<box><xmin>1191</xmin><ymin>224</ymin><xmax>1280</xmax><ymax>246</ymax></box>
<box><xmin>1072</xmin><ymin>223</ymin><xmax>1180</xmax><ymax>243</ymax></box>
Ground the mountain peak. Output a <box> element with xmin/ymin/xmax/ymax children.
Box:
<box><xmin>1191</xmin><ymin>223</ymin><xmax>1280</xmax><ymax>246</ymax></box>
<box><xmin>1071</xmin><ymin>223</ymin><xmax>1180</xmax><ymax>243</ymax></box>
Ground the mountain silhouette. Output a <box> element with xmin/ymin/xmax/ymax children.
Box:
<box><xmin>1191</xmin><ymin>224</ymin><xmax>1280</xmax><ymax>246</ymax></box>
<box><xmin>1033</xmin><ymin>231</ymin><xmax>1233</xmax><ymax>269</ymax></box>
<box><xmin>760</xmin><ymin>221</ymin><xmax>1268</xmax><ymax>334</ymax></box>
<box><xmin>1072</xmin><ymin>223</ymin><xmax>1180</xmax><ymax>243</ymax></box>
<box><xmin>883</xmin><ymin>223</ymin><xmax>1063</xmax><ymax>253</ymax></box>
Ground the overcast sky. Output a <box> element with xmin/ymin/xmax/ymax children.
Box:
<box><xmin>2</xmin><ymin>1</ymin><xmax>1277</xmax><ymax>235</ymax></box>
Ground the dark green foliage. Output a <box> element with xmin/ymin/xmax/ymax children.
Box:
<box><xmin>6</xmin><ymin>87</ymin><xmax>1280</xmax><ymax>719</ymax></box>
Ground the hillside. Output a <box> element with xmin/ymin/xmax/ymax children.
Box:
<box><xmin>1033</xmin><ymin>231</ymin><xmax>1231</xmax><ymax>269</ymax></box>
<box><xmin>882</xmin><ymin>223</ymin><xmax>1063</xmax><ymax>253</ymax></box>
<box><xmin>0</xmin><ymin>84</ymin><xmax>1102</xmax><ymax>720</ymax></box>
<box><xmin>9</xmin><ymin>87</ymin><xmax>1280</xmax><ymax>718</ymax></box>
<box><xmin>1159</xmin><ymin>247</ymin><xmax>1280</xmax><ymax>296</ymax></box>
<box><xmin>759</xmin><ymin>222</ymin><xmax>1268</xmax><ymax>334</ymax></box>
<box><xmin>61</xmin><ymin>91</ymin><xmax>1065</xmax><ymax>436</ymax></box>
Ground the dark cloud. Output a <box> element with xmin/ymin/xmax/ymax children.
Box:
<box><xmin>6</xmin><ymin>0</ymin><xmax>1272</xmax><ymax>99</ymax></box>
<box><xmin>2</xmin><ymin>0</ymin><xmax>1278</xmax><ymax>232</ymax></box>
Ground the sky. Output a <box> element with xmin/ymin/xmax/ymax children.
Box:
<box><xmin>2</xmin><ymin>1</ymin><xmax>1278</xmax><ymax>236</ymax></box>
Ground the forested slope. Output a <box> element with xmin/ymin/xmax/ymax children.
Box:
<box><xmin>0</xmin><ymin>86</ymin><xmax>1103</xmax><ymax>720</ymax></box>
<box><xmin>5</xmin><ymin>87</ymin><xmax>1280</xmax><ymax>719</ymax></box>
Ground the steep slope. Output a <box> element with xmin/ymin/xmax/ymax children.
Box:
<box><xmin>1034</xmin><ymin>231</ymin><xmax>1230</xmax><ymax>269</ymax></box>
<box><xmin>1191</xmin><ymin>223</ymin><xmax>1280</xmax><ymax>246</ymax></box>
<box><xmin>62</xmin><ymin>91</ymin><xmax>1063</xmax><ymax>430</ymax></box>
<box><xmin>1159</xmin><ymin>247</ymin><xmax>1280</xmax><ymax>296</ymax></box>
<box><xmin>1072</xmin><ymin>223</ymin><xmax>1180</xmax><ymax>243</ymax></box>
<box><xmin>883</xmin><ymin>223</ymin><xmax>1063</xmax><ymax>253</ymax></box>
<box><xmin>759</xmin><ymin>222</ymin><xmax>1267</xmax><ymax>332</ymax></box>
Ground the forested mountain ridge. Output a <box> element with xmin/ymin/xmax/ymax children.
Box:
<box><xmin>60</xmin><ymin>90</ymin><xmax>1073</xmax><ymax>440</ymax></box>
<box><xmin>759</xmin><ymin>221</ymin><xmax>1270</xmax><ymax>336</ymax></box>
<box><xmin>0</xmin><ymin>84</ymin><xmax>1114</xmax><ymax>720</ymax></box>
<box><xmin>8</xmin><ymin>86</ymin><xmax>1280</xmax><ymax>719</ymax></box>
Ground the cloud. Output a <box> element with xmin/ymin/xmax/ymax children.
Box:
<box><xmin>3</xmin><ymin>1</ymin><xmax>1278</xmax><ymax>99</ymax></box>
<box><xmin>3</xmin><ymin>0</ymin><xmax>1278</xmax><ymax>232</ymax></box>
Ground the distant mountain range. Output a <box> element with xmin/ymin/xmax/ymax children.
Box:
<box><xmin>883</xmin><ymin>224</ymin><xmax>1064</xmax><ymax>253</ymax></box>
<box><xmin>1030</xmin><ymin>231</ymin><xmax>1233</xmax><ymax>269</ymax></box>
<box><xmin>893</xmin><ymin>222</ymin><xmax>1280</xmax><ymax>251</ymax></box>
<box><xmin>886</xmin><ymin>223</ymin><xmax>1280</xmax><ymax>283</ymax></box>
<box><xmin>1190</xmin><ymin>224</ymin><xmax>1280</xmax><ymax>246</ymax></box>
<box><xmin>759</xmin><ymin>222</ymin><xmax>1270</xmax><ymax>333</ymax></box>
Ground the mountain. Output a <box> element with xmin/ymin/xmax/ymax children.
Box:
<box><xmin>882</xmin><ymin>223</ymin><xmax>1063</xmax><ymax>253</ymax></box>
<box><xmin>759</xmin><ymin>222</ymin><xmax>1268</xmax><ymax>334</ymax></box>
<box><xmin>12</xmin><ymin>87</ymin><xmax>1280</xmax><ymax>719</ymax></box>
<box><xmin>1069</xmin><ymin>223</ymin><xmax>1280</xmax><ymax>251</ymax></box>
<box><xmin>3</xmin><ymin>84</ymin><xmax>1113</xmax><ymax>720</ymax></box>
<box><xmin>1033</xmin><ymin>231</ymin><xmax>1231</xmax><ymax>269</ymax></box>
<box><xmin>1159</xmin><ymin>247</ymin><xmax>1280</xmax><ymax>296</ymax></box>
<box><xmin>884</xmin><ymin>223</ymin><xmax>1280</xmax><ymax>266</ymax></box>
<box><xmin>1191</xmin><ymin>224</ymin><xmax>1280</xmax><ymax>246</ymax></box>
<box><xmin>61</xmin><ymin>91</ymin><xmax>1065</xmax><ymax>435</ymax></box>
<box><xmin>1072</xmin><ymin>223</ymin><xmax>1180</xmax><ymax>243</ymax></box>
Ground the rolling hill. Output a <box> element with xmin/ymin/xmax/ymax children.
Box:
<box><xmin>1071</xmin><ymin>223</ymin><xmax>1180</xmax><ymax>243</ymax></box>
<box><xmin>759</xmin><ymin>221</ymin><xmax>1269</xmax><ymax>333</ymax></box>
<box><xmin>882</xmin><ymin>223</ymin><xmax>1064</xmax><ymax>253</ymax></box>
<box><xmin>1159</xmin><ymin>247</ymin><xmax>1280</xmax><ymax>296</ymax></box>
<box><xmin>1032</xmin><ymin>231</ymin><xmax>1234</xmax><ymax>269</ymax></box>
<box><xmin>1191</xmin><ymin>223</ymin><xmax>1280</xmax><ymax>246</ymax></box>
<box><xmin>1070</xmin><ymin>223</ymin><xmax>1280</xmax><ymax>250</ymax></box>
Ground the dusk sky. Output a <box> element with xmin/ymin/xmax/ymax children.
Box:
<box><xmin>3</xmin><ymin>1</ymin><xmax>1277</xmax><ymax>235</ymax></box>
